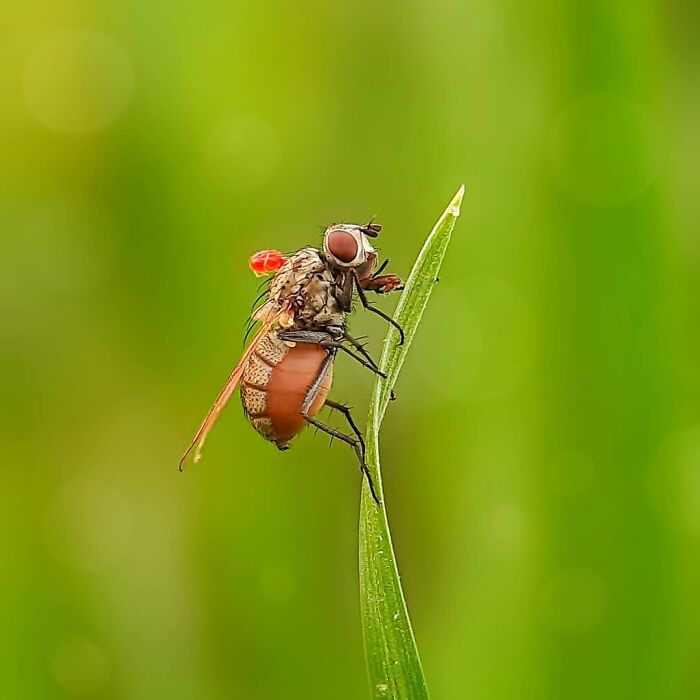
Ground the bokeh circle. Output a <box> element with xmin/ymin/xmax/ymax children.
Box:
<box><xmin>23</xmin><ymin>29</ymin><xmax>134</xmax><ymax>135</ymax></box>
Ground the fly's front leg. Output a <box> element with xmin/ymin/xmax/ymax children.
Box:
<box><xmin>359</xmin><ymin>259</ymin><xmax>403</xmax><ymax>294</ymax></box>
<box><xmin>352</xmin><ymin>270</ymin><xmax>405</xmax><ymax>345</ymax></box>
<box><xmin>299</xmin><ymin>354</ymin><xmax>381</xmax><ymax>505</ymax></box>
<box><xmin>335</xmin><ymin>271</ymin><xmax>354</xmax><ymax>312</ymax></box>
<box><xmin>362</xmin><ymin>274</ymin><xmax>403</xmax><ymax>294</ymax></box>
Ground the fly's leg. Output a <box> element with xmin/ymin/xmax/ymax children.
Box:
<box><xmin>333</xmin><ymin>344</ymin><xmax>387</xmax><ymax>379</ymax></box>
<box><xmin>372</xmin><ymin>258</ymin><xmax>389</xmax><ymax>277</ymax></box>
<box><xmin>362</xmin><ymin>274</ymin><xmax>403</xmax><ymax>294</ymax></box>
<box><xmin>324</xmin><ymin>399</ymin><xmax>382</xmax><ymax>504</ymax></box>
<box><xmin>342</xmin><ymin>331</ymin><xmax>379</xmax><ymax>369</ymax></box>
<box><xmin>359</xmin><ymin>259</ymin><xmax>404</xmax><ymax>295</ymax></box>
<box><xmin>277</xmin><ymin>329</ymin><xmax>334</xmax><ymax>344</ymax></box>
<box><xmin>304</xmin><ymin>415</ymin><xmax>381</xmax><ymax>506</ymax></box>
<box><xmin>324</xmin><ymin>399</ymin><xmax>365</xmax><ymax>453</ymax></box>
<box><xmin>336</xmin><ymin>271</ymin><xmax>354</xmax><ymax>312</ymax></box>
<box><xmin>352</xmin><ymin>271</ymin><xmax>405</xmax><ymax>345</ymax></box>
<box><xmin>342</xmin><ymin>332</ymin><xmax>396</xmax><ymax>401</ymax></box>
<box><xmin>277</xmin><ymin>329</ymin><xmax>389</xmax><ymax>382</ymax></box>
<box><xmin>300</xmin><ymin>353</ymin><xmax>381</xmax><ymax>506</ymax></box>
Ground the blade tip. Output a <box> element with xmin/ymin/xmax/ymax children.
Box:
<box><xmin>448</xmin><ymin>184</ymin><xmax>466</xmax><ymax>217</ymax></box>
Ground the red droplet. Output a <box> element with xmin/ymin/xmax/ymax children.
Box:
<box><xmin>249</xmin><ymin>250</ymin><xmax>287</xmax><ymax>277</ymax></box>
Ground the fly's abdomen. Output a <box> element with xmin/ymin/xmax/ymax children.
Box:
<box><xmin>241</xmin><ymin>333</ymin><xmax>333</xmax><ymax>450</ymax></box>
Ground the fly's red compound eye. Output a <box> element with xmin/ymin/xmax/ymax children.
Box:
<box><xmin>326</xmin><ymin>229</ymin><xmax>358</xmax><ymax>263</ymax></box>
<box><xmin>249</xmin><ymin>250</ymin><xmax>287</xmax><ymax>277</ymax></box>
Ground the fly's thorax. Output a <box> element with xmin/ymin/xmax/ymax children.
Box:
<box><xmin>268</xmin><ymin>248</ymin><xmax>325</xmax><ymax>302</ymax></box>
<box><xmin>255</xmin><ymin>247</ymin><xmax>345</xmax><ymax>330</ymax></box>
<box><xmin>292</xmin><ymin>267</ymin><xmax>345</xmax><ymax>328</ymax></box>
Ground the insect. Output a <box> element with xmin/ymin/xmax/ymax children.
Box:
<box><xmin>179</xmin><ymin>221</ymin><xmax>404</xmax><ymax>503</ymax></box>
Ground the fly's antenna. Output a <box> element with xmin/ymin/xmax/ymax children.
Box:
<box><xmin>361</xmin><ymin>217</ymin><xmax>381</xmax><ymax>237</ymax></box>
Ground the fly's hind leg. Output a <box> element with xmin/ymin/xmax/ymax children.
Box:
<box><xmin>300</xmin><ymin>353</ymin><xmax>381</xmax><ymax>505</ymax></box>
<box><xmin>305</xmin><ymin>413</ymin><xmax>381</xmax><ymax>506</ymax></box>
<box><xmin>324</xmin><ymin>399</ymin><xmax>365</xmax><ymax>457</ymax></box>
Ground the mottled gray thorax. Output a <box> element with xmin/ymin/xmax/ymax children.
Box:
<box><xmin>267</xmin><ymin>248</ymin><xmax>345</xmax><ymax>330</ymax></box>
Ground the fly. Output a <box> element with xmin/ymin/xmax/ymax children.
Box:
<box><xmin>179</xmin><ymin>221</ymin><xmax>404</xmax><ymax>503</ymax></box>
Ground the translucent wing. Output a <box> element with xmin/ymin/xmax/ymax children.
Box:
<box><xmin>179</xmin><ymin>314</ymin><xmax>280</xmax><ymax>470</ymax></box>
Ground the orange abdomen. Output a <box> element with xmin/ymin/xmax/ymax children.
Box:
<box><xmin>241</xmin><ymin>334</ymin><xmax>333</xmax><ymax>449</ymax></box>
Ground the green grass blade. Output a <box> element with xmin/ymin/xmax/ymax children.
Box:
<box><xmin>359</xmin><ymin>185</ymin><xmax>465</xmax><ymax>699</ymax></box>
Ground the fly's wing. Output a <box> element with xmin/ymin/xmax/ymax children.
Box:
<box><xmin>179</xmin><ymin>321</ymin><xmax>274</xmax><ymax>470</ymax></box>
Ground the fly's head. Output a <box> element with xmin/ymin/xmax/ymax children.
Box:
<box><xmin>322</xmin><ymin>221</ymin><xmax>402</xmax><ymax>294</ymax></box>
<box><xmin>322</xmin><ymin>222</ymin><xmax>382</xmax><ymax>279</ymax></box>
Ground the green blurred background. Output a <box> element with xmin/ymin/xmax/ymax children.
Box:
<box><xmin>1</xmin><ymin>1</ymin><xmax>698</xmax><ymax>698</ymax></box>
